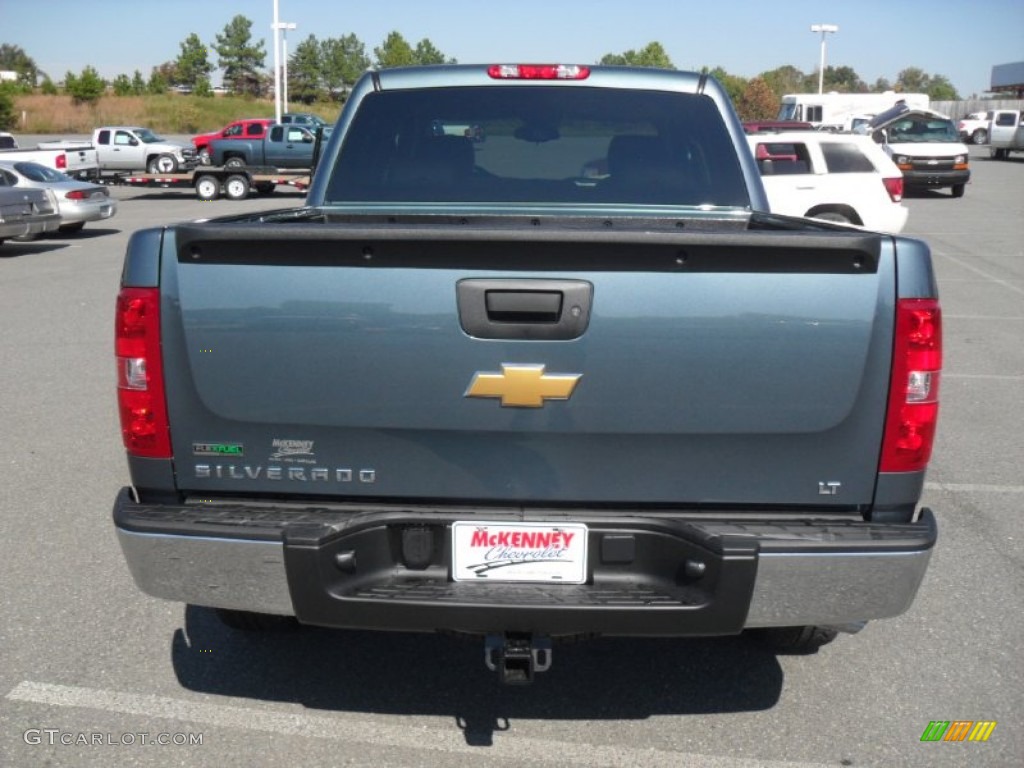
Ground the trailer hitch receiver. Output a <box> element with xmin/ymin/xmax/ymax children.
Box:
<box><xmin>484</xmin><ymin>633</ymin><xmax>552</xmax><ymax>685</ymax></box>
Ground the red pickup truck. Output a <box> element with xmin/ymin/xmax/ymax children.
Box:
<box><xmin>191</xmin><ymin>119</ymin><xmax>273</xmax><ymax>164</ymax></box>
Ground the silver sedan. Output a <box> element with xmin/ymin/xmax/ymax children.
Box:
<box><xmin>0</xmin><ymin>160</ymin><xmax>117</xmax><ymax>233</ymax></box>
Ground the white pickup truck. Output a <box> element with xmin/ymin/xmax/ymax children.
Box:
<box><xmin>0</xmin><ymin>132</ymin><xmax>99</xmax><ymax>179</ymax></box>
<box><xmin>989</xmin><ymin>109</ymin><xmax>1024</xmax><ymax>159</ymax></box>
<box><xmin>92</xmin><ymin>126</ymin><xmax>196</xmax><ymax>174</ymax></box>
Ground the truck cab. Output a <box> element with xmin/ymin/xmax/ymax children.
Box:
<box><xmin>988</xmin><ymin>109</ymin><xmax>1024</xmax><ymax>159</ymax></box>
<box><xmin>209</xmin><ymin>124</ymin><xmax>316</xmax><ymax>169</ymax></box>
<box><xmin>192</xmin><ymin>119</ymin><xmax>274</xmax><ymax>164</ymax></box>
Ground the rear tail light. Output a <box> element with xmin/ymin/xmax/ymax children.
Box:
<box><xmin>880</xmin><ymin>298</ymin><xmax>941</xmax><ymax>472</ymax></box>
<box><xmin>488</xmin><ymin>64</ymin><xmax>590</xmax><ymax>80</ymax></box>
<box><xmin>55</xmin><ymin>154</ymin><xmax>67</xmax><ymax>170</ymax></box>
<box><xmin>882</xmin><ymin>176</ymin><xmax>904</xmax><ymax>202</ymax></box>
<box><xmin>116</xmin><ymin>287</ymin><xmax>171</xmax><ymax>458</ymax></box>
<box><xmin>65</xmin><ymin>189</ymin><xmax>88</xmax><ymax>200</ymax></box>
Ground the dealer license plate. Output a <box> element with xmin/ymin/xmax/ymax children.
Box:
<box><xmin>451</xmin><ymin>521</ymin><xmax>588</xmax><ymax>583</ymax></box>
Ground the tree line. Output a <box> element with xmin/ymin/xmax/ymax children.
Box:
<box><xmin>2</xmin><ymin>26</ymin><xmax>963</xmax><ymax>126</ymax></box>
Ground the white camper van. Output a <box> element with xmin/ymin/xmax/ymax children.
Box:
<box><xmin>777</xmin><ymin>92</ymin><xmax>930</xmax><ymax>131</ymax></box>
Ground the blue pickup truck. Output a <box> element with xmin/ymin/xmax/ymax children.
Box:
<box><xmin>207</xmin><ymin>123</ymin><xmax>317</xmax><ymax>169</ymax></box>
<box><xmin>113</xmin><ymin>64</ymin><xmax>941</xmax><ymax>684</ymax></box>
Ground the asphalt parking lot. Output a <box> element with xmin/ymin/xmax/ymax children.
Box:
<box><xmin>1</xmin><ymin>147</ymin><xmax>1021</xmax><ymax>767</ymax></box>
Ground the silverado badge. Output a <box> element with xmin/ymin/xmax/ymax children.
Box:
<box><xmin>465</xmin><ymin>364</ymin><xmax>582</xmax><ymax>408</ymax></box>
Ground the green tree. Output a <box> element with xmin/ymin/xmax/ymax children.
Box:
<box><xmin>894</xmin><ymin>67</ymin><xmax>959</xmax><ymax>100</ymax></box>
<box><xmin>213</xmin><ymin>15</ymin><xmax>266</xmax><ymax>96</ymax></box>
<box><xmin>735</xmin><ymin>77</ymin><xmax>778</xmax><ymax>121</ymax></box>
<box><xmin>40</xmin><ymin>76</ymin><xmax>59</xmax><ymax>95</ymax></box>
<box><xmin>872</xmin><ymin>76</ymin><xmax>892</xmax><ymax>92</ymax></box>
<box><xmin>321</xmin><ymin>34</ymin><xmax>369</xmax><ymax>99</ymax></box>
<box><xmin>599</xmin><ymin>41</ymin><xmax>675</xmax><ymax>69</ymax></box>
<box><xmin>0</xmin><ymin>43</ymin><xmax>39</xmax><ymax>87</ymax></box>
<box><xmin>374</xmin><ymin>31</ymin><xmax>416</xmax><ymax>68</ymax></box>
<box><xmin>193</xmin><ymin>75</ymin><xmax>213</xmax><ymax>98</ymax></box>
<box><xmin>0</xmin><ymin>87</ymin><xmax>16</xmax><ymax>130</ymax></box>
<box><xmin>895</xmin><ymin>67</ymin><xmax>929</xmax><ymax>93</ymax></box>
<box><xmin>112</xmin><ymin>74</ymin><xmax>133</xmax><ymax>96</ymax></box>
<box><xmin>130</xmin><ymin>70</ymin><xmax>146</xmax><ymax>95</ymax></box>
<box><xmin>707</xmin><ymin>66</ymin><xmax>747</xmax><ymax>106</ymax></box>
<box><xmin>64</xmin><ymin>65</ymin><xmax>105</xmax><ymax>105</ymax></box>
<box><xmin>414</xmin><ymin>38</ymin><xmax>454</xmax><ymax>65</ymax></box>
<box><xmin>151</xmin><ymin>61</ymin><xmax>178</xmax><ymax>89</ymax></box>
<box><xmin>147</xmin><ymin>69</ymin><xmax>169</xmax><ymax>95</ymax></box>
<box><xmin>175</xmin><ymin>33</ymin><xmax>213</xmax><ymax>87</ymax></box>
<box><xmin>821</xmin><ymin>65</ymin><xmax>866</xmax><ymax>93</ymax></box>
<box><xmin>289</xmin><ymin>35</ymin><xmax>324</xmax><ymax>103</ymax></box>
<box><xmin>759</xmin><ymin>65</ymin><xmax>807</xmax><ymax>100</ymax></box>
<box><xmin>925</xmin><ymin>74</ymin><xmax>959</xmax><ymax>101</ymax></box>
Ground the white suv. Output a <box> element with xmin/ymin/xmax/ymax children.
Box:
<box><xmin>747</xmin><ymin>131</ymin><xmax>909</xmax><ymax>233</ymax></box>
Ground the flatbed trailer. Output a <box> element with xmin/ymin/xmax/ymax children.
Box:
<box><xmin>111</xmin><ymin>166</ymin><xmax>311</xmax><ymax>200</ymax></box>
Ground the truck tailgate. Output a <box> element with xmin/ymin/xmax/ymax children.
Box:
<box><xmin>163</xmin><ymin>221</ymin><xmax>894</xmax><ymax>508</ymax></box>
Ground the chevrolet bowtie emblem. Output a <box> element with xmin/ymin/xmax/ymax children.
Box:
<box><xmin>465</xmin><ymin>364</ymin><xmax>582</xmax><ymax>408</ymax></box>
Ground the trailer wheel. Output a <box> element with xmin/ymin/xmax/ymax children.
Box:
<box><xmin>224</xmin><ymin>174</ymin><xmax>251</xmax><ymax>200</ymax></box>
<box><xmin>195</xmin><ymin>175</ymin><xmax>220</xmax><ymax>201</ymax></box>
<box><xmin>147</xmin><ymin>154</ymin><xmax>179</xmax><ymax>174</ymax></box>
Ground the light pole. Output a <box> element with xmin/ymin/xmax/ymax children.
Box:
<box><xmin>274</xmin><ymin>22</ymin><xmax>297</xmax><ymax>113</ymax></box>
<box><xmin>272</xmin><ymin>0</ymin><xmax>281</xmax><ymax>123</ymax></box>
<box><xmin>810</xmin><ymin>24</ymin><xmax>838</xmax><ymax>95</ymax></box>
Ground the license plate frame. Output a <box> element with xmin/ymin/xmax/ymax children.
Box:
<box><xmin>451</xmin><ymin>521</ymin><xmax>588</xmax><ymax>583</ymax></box>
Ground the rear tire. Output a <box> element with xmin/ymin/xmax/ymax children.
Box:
<box><xmin>951</xmin><ymin>184</ymin><xmax>965</xmax><ymax>198</ymax></box>
<box><xmin>755</xmin><ymin>625</ymin><xmax>838</xmax><ymax>654</ymax></box>
<box><xmin>812</xmin><ymin>211</ymin><xmax>853</xmax><ymax>225</ymax></box>
<box><xmin>195</xmin><ymin>175</ymin><xmax>220</xmax><ymax>201</ymax></box>
<box><xmin>58</xmin><ymin>222</ymin><xmax>86</xmax><ymax>233</ymax></box>
<box><xmin>224</xmin><ymin>174</ymin><xmax>251</xmax><ymax>200</ymax></box>
<box><xmin>971</xmin><ymin>128</ymin><xmax>987</xmax><ymax>145</ymax></box>
<box><xmin>224</xmin><ymin>156</ymin><xmax>246</xmax><ymax>169</ymax></box>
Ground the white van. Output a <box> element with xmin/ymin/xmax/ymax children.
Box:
<box><xmin>864</xmin><ymin>104</ymin><xmax>970</xmax><ymax>198</ymax></box>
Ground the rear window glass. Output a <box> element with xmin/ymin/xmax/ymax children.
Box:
<box><xmin>820</xmin><ymin>143</ymin><xmax>875</xmax><ymax>173</ymax></box>
<box><xmin>752</xmin><ymin>141</ymin><xmax>811</xmax><ymax>175</ymax></box>
<box><xmin>325</xmin><ymin>86</ymin><xmax>749</xmax><ymax>207</ymax></box>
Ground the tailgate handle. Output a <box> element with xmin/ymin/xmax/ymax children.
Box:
<box><xmin>485</xmin><ymin>290</ymin><xmax>562</xmax><ymax>322</ymax></box>
<box><xmin>457</xmin><ymin>279</ymin><xmax>593</xmax><ymax>341</ymax></box>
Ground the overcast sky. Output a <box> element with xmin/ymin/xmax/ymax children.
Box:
<box><xmin>4</xmin><ymin>0</ymin><xmax>1023</xmax><ymax>97</ymax></box>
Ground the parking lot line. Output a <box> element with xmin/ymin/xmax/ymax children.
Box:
<box><xmin>933</xmin><ymin>251</ymin><xmax>1024</xmax><ymax>297</ymax></box>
